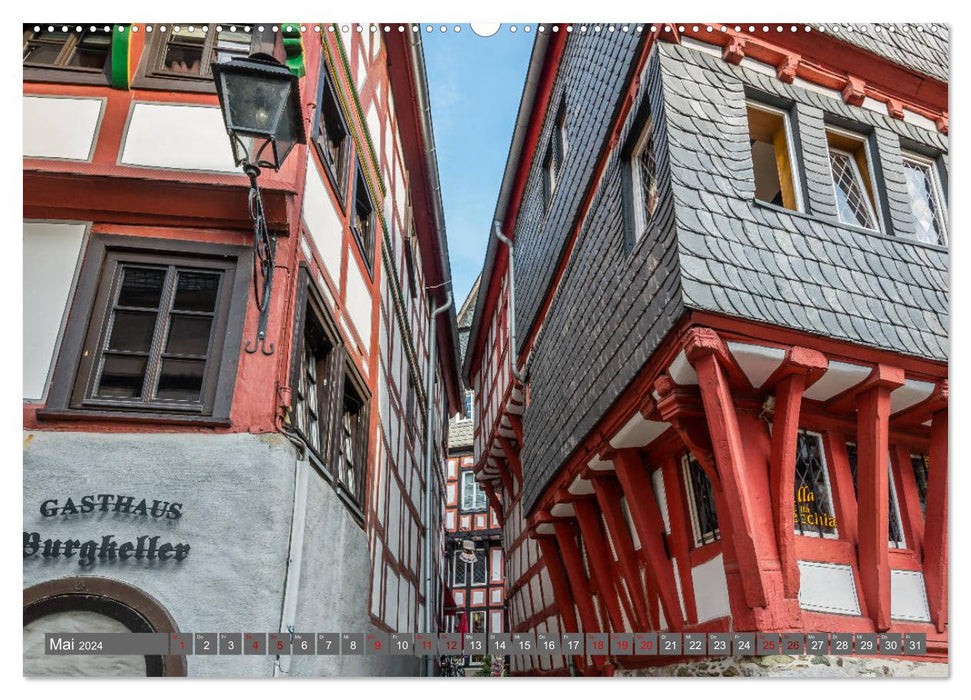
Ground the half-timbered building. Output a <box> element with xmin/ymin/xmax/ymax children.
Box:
<box><xmin>23</xmin><ymin>22</ymin><xmax>462</xmax><ymax>677</ymax></box>
<box><xmin>442</xmin><ymin>279</ymin><xmax>507</xmax><ymax>666</ymax></box>
<box><xmin>463</xmin><ymin>23</ymin><xmax>948</xmax><ymax>676</ymax></box>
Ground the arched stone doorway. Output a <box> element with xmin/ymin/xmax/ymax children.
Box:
<box><xmin>23</xmin><ymin>577</ymin><xmax>187</xmax><ymax>677</ymax></box>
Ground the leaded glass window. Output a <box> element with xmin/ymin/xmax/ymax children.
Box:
<box><xmin>830</xmin><ymin>149</ymin><xmax>877</xmax><ymax>229</ymax></box>
<box><xmin>845</xmin><ymin>443</ymin><xmax>906</xmax><ymax>548</ymax></box>
<box><xmin>631</xmin><ymin>117</ymin><xmax>659</xmax><ymax>241</ymax></box>
<box><xmin>793</xmin><ymin>430</ymin><xmax>839</xmax><ymax>538</ymax></box>
<box><xmin>903</xmin><ymin>154</ymin><xmax>947</xmax><ymax>246</ymax></box>
<box><xmin>682</xmin><ymin>453</ymin><xmax>720</xmax><ymax>546</ymax></box>
<box><xmin>910</xmin><ymin>453</ymin><xmax>929</xmax><ymax>514</ymax></box>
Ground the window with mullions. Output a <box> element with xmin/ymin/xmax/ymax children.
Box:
<box><xmin>134</xmin><ymin>24</ymin><xmax>273</xmax><ymax>92</ymax></box>
<box><xmin>289</xmin><ymin>270</ymin><xmax>370</xmax><ymax>510</ymax></box>
<box><xmin>453</xmin><ymin>550</ymin><xmax>467</xmax><ymax>586</ymax></box>
<box><xmin>314</xmin><ymin>65</ymin><xmax>351</xmax><ymax>204</ymax></box>
<box><xmin>336</xmin><ymin>377</ymin><xmax>368</xmax><ymax>506</ymax></box>
<box><xmin>71</xmin><ymin>255</ymin><xmax>235</xmax><ymax>413</ymax></box>
<box><xmin>682</xmin><ymin>453</ymin><xmax>720</xmax><ymax>546</ymax></box>
<box><xmin>23</xmin><ymin>26</ymin><xmax>112</xmax><ymax>85</ymax></box>
<box><xmin>292</xmin><ymin>304</ymin><xmax>337</xmax><ymax>457</ymax></box>
<box><xmin>910</xmin><ymin>453</ymin><xmax>929</xmax><ymax>514</ymax></box>
<box><xmin>461</xmin><ymin>471</ymin><xmax>487</xmax><ymax>512</ymax></box>
<box><xmin>793</xmin><ymin>430</ymin><xmax>838</xmax><ymax>538</ymax></box>
<box><xmin>351</xmin><ymin>164</ymin><xmax>376</xmax><ymax>272</ymax></box>
<box><xmin>845</xmin><ymin>443</ymin><xmax>906</xmax><ymax>548</ymax></box>
<box><xmin>471</xmin><ymin>551</ymin><xmax>488</xmax><ymax>585</ymax></box>
<box><xmin>826</xmin><ymin>128</ymin><xmax>880</xmax><ymax>231</ymax></box>
<box><xmin>902</xmin><ymin>152</ymin><xmax>948</xmax><ymax>246</ymax></box>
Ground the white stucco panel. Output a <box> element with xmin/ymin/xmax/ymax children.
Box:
<box><xmin>120</xmin><ymin>103</ymin><xmax>237</xmax><ymax>172</ymax></box>
<box><xmin>797</xmin><ymin>560</ymin><xmax>861</xmax><ymax>615</ymax></box>
<box><xmin>24</xmin><ymin>96</ymin><xmax>103</xmax><ymax>161</ymax></box>
<box><xmin>691</xmin><ymin>554</ymin><xmax>732</xmax><ymax>623</ymax></box>
<box><xmin>344</xmin><ymin>258</ymin><xmax>373</xmax><ymax>352</ymax></box>
<box><xmin>23</xmin><ymin>222</ymin><xmax>86</xmax><ymax>400</ymax></box>
<box><xmin>302</xmin><ymin>164</ymin><xmax>344</xmax><ymax>285</ymax></box>
<box><xmin>890</xmin><ymin>569</ymin><xmax>932</xmax><ymax>622</ymax></box>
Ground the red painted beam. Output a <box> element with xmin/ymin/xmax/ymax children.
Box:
<box><xmin>574</xmin><ymin>500</ymin><xmax>627</xmax><ymax>633</ymax></box>
<box><xmin>591</xmin><ymin>475</ymin><xmax>651</xmax><ymax>629</ymax></box>
<box><xmin>482</xmin><ymin>482</ymin><xmax>505</xmax><ymax>527</ymax></box>
<box><xmin>535</xmin><ymin>535</ymin><xmax>585</xmax><ymax>671</ymax></box>
<box><xmin>611</xmin><ymin>449</ymin><xmax>686</xmax><ymax>630</ymax></box>
<box><xmin>553</xmin><ymin>520</ymin><xmax>606</xmax><ymax>669</ymax></box>
<box><xmin>768</xmin><ymin>347</ymin><xmax>827</xmax><ymax>599</ymax></box>
<box><xmin>855</xmin><ymin>366</ymin><xmax>905</xmax><ymax>631</ymax></box>
<box><xmin>684</xmin><ymin>328</ymin><xmax>768</xmax><ymax>608</ymax></box>
<box><xmin>924</xmin><ymin>409</ymin><xmax>948</xmax><ymax>632</ymax></box>
<box><xmin>498</xmin><ymin>435</ymin><xmax>523</xmax><ymax>485</ymax></box>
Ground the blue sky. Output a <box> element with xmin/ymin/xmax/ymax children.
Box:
<box><xmin>423</xmin><ymin>27</ymin><xmax>533</xmax><ymax>308</ymax></box>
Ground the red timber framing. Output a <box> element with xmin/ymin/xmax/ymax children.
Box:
<box><xmin>461</xmin><ymin>22</ymin><xmax>947</xmax><ymax>675</ymax></box>
<box><xmin>527</xmin><ymin>315</ymin><xmax>947</xmax><ymax>670</ymax></box>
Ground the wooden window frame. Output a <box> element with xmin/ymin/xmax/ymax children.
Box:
<box><xmin>745</xmin><ymin>98</ymin><xmax>804</xmax><ymax>212</ymax></box>
<box><xmin>288</xmin><ymin>266</ymin><xmax>343</xmax><ymax>465</ymax></box>
<box><xmin>681</xmin><ymin>453</ymin><xmax>720</xmax><ymax>547</ymax></box>
<box><xmin>288</xmin><ymin>265</ymin><xmax>370</xmax><ymax>513</ymax></box>
<box><xmin>23</xmin><ymin>27</ymin><xmax>112</xmax><ymax>86</ymax></box>
<box><xmin>846</xmin><ymin>442</ymin><xmax>908</xmax><ymax>549</ymax></box>
<box><xmin>132</xmin><ymin>24</ymin><xmax>276</xmax><ymax>94</ymax></box>
<box><xmin>901</xmin><ymin>150</ymin><xmax>948</xmax><ymax>246</ymax></box>
<box><xmin>312</xmin><ymin>60</ymin><xmax>352</xmax><ymax>210</ymax></box>
<box><xmin>38</xmin><ymin>235</ymin><xmax>250</xmax><ymax>425</ymax></box>
<box><xmin>350</xmin><ymin>161</ymin><xmax>376</xmax><ymax>275</ymax></box>
<box><xmin>826</xmin><ymin>126</ymin><xmax>882</xmax><ymax>232</ymax></box>
<box><xmin>793</xmin><ymin>429</ymin><xmax>840</xmax><ymax>540</ymax></box>
<box><xmin>460</xmin><ymin>470</ymin><xmax>487</xmax><ymax>513</ymax></box>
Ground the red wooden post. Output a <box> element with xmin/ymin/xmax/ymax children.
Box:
<box><xmin>498</xmin><ymin>435</ymin><xmax>523</xmax><ymax>485</ymax></box>
<box><xmin>855</xmin><ymin>365</ymin><xmax>905</xmax><ymax>631</ymax></box>
<box><xmin>591</xmin><ymin>475</ymin><xmax>651</xmax><ymax>629</ymax></box>
<box><xmin>767</xmin><ymin>347</ymin><xmax>827</xmax><ymax>599</ymax></box>
<box><xmin>536</xmin><ymin>533</ymin><xmax>585</xmax><ymax>670</ymax></box>
<box><xmin>685</xmin><ymin>329</ymin><xmax>768</xmax><ymax>608</ymax></box>
<box><xmin>553</xmin><ymin>520</ymin><xmax>606</xmax><ymax>668</ymax></box>
<box><xmin>924</xmin><ymin>408</ymin><xmax>948</xmax><ymax>632</ymax></box>
<box><xmin>573</xmin><ymin>499</ymin><xmax>627</xmax><ymax>632</ymax></box>
<box><xmin>612</xmin><ymin>449</ymin><xmax>686</xmax><ymax>629</ymax></box>
<box><xmin>482</xmin><ymin>481</ymin><xmax>505</xmax><ymax>527</ymax></box>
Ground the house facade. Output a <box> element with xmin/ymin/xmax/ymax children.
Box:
<box><xmin>442</xmin><ymin>279</ymin><xmax>507</xmax><ymax>665</ymax></box>
<box><xmin>463</xmin><ymin>23</ymin><xmax>948</xmax><ymax>676</ymax></box>
<box><xmin>23</xmin><ymin>22</ymin><xmax>462</xmax><ymax>677</ymax></box>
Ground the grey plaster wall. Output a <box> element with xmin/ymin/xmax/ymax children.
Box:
<box><xmin>23</xmin><ymin>431</ymin><xmax>410</xmax><ymax>677</ymax></box>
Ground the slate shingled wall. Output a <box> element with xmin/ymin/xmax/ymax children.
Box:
<box><xmin>515</xmin><ymin>35</ymin><xmax>949</xmax><ymax>512</ymax></box>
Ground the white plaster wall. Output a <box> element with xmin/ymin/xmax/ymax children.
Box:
<box><xmin>24</xmin><ymin>96</ymin><xmax>102</xmax><ymax>161</ymax></box>
<box><xmin>302</xmin><ymin>163</ymin><xmax>344</xmax><ymax>285</ymax></box>
<box><xmin>23</xmin><ymin>222</ymin><xmax>86</xmax><ymax>401</ymax></box>
<box><xmin>120</xmin><ymin>103</ymin><xmax>236</xmax><ymax>172</ymax></box>
<box><xmin>890</xmin><ymin>569</ymin><xmax>932</xmax><ymax>622</ymax></box>
<box><xmin>344</xmin><ymin>257</ymin><xmax>373</xmax><ymax>352</ymax></box>
<box><xmin>797</xmin><ymin>560</ymin><xmax>861</xmax><ymax>615</ymax></box>
<box><xmin>691</xmin><ymin>554</ymin><xmax>732</xmax><ymax>623</ymax></box>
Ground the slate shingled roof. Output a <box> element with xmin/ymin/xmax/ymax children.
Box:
<box><xmin>658</xmin><ymin>41</ymin><xmax>948</xmax><ymax>363</ymax></box>
<box><xmin>817</xmin><ymin>23</ymin><xmax>949</xmax><ymax>83</ymax></box>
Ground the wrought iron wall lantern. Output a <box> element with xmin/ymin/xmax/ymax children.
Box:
<box><xmin>213</xmin><ymin>53</ymin><xmax>306</xmax><ymax>355</ymax></box>
<box><xmin>458</xmin><ymin>539</ymin><xmax>478</xmax><ymax>564</ymax></box>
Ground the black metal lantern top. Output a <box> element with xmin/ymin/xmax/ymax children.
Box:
<box><xmin>212</xmin><ymin>53</ymin><xmax>306</xmax><ymax>173</ymax></box>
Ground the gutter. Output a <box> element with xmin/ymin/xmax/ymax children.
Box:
<box><xmin>422</xmin><ymin>291</ymin><xmax>453</xmax><ymax>677</ymax></box>
<box><xmin>404</xmin><ymin>29</ymin><xmax>465</xmax><ymax>408</ymax></box>
<box><xmin>493</xmin><ymin>221</ymin><xmax>525</xmax><ymax>382</ymax></box>
<box><xmin>461</xmin><ymin>28</ymin><xmax>552</xmax><ymax>385</ymax></box>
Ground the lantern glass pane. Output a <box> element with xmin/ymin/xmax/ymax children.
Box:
<box><xmin>219</xmin><ymin>71</ymin><xmax>290</xmax><ymax>137</ymax></box>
